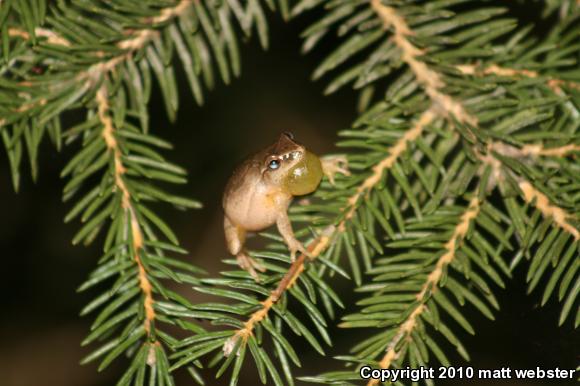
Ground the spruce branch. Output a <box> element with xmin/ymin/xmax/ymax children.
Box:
<box><xmin>69</xmin><ymin>78</ymin><xmax>204</xmax><ymax>384</ymax></box>
<box><xmin>294</xmin><ymin>0</ymin><xmax>578</xmax><ymax>383</ymax></box>
<box><xmin>518</xmin><ymin>143</ymin><xmax>580</xmax><ymax>157</ymax></box>
<box><xmin>367</xmin><ymin>197</ymin><xmax>481</xmax><ymax>385</ymax></box>
<box><xmin>455</xmin><ymin>61</ymin><xmax>580</xmax><ymax>121</ymax></box>
<box><xmin>479</xmin><ymin>141</ymin><xmax>579</xmax><ymax>240</ymax></box>
<box><xmin>486</xmin><ymin>139</ymin><xmax>580</xmax><ymax>159</ymax></box>
<box><xmin>16</xmin><ymin>0</ymin><xmax>193</xmax><ymax>117</ymax></box>
<box><xmin>370</xmin><ymin>0</ymin><xmax>477</xmax><ymax>127</ymax></box>
<box><xmin>367</xmin><ymin>0</ymin><xmax>579</xmax><ymax>262</ymax></box>
<box><xmin>176</xmin><ymin>0</ymin><xmax>579</xmax><ymax>382</ymax></box>
<box><xmin>2</xmin><ymin>0</ymin><xmax>266</xmax><ymax>189</ymax></box>
<box><xmin>96</xmin><ymin>84</ymin><xmax>157</xmax><ymax>333</ymax></box>
<box><xmin>2</xmin><ymin>0</ymin><xmax>281</xmax><ymax>382</ymax></box>
<box><xmin>518</xmin><ymin>180</ymin><xmax>579</xmax><ymax>240</ymax></box>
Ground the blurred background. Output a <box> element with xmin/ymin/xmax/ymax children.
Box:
<box><xmin>0</xmin><ymin>5</ymin><xmax>577</xmax><ymax>386</ymax></box>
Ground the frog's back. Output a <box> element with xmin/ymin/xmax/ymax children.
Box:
<box><xmin>223</xmin><ymin>157</ymin><xmax>259</xmax><ymax>203</ymax></box>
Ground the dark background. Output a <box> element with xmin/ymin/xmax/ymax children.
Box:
<box><xmin>0</xmin><ymin>4</ymin><xmax>577</xmax><ymax>386</ymax></box>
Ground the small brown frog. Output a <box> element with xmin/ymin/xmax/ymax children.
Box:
<box><xmin>222</xmin><ymin>132</ymin><xmax>349</xmax><ymax>279</ymax></box>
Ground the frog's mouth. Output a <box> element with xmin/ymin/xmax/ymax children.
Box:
<box><xmin>280</xmin><ymin>151</ymin><xmax>302</xmax><ymax>162</ymax></box>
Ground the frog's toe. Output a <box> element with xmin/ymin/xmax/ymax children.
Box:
<box><xmin>236</xmin><ymin>252</ymin><xmax>264</xmax><ymax>281</ymax></box>
<box><xmin>289</xmin><ymin>249</ymin><xmax>297</xmax><ymax>262</ymax></box>
<box><xmin>288</xmin><ymin>242</ymin><xmax>312</xmax><ymax>262</ymax></box>
<box><xmin>335</xmin><ymin>163</ymin><xmax>350</xmax><ymax>176</ymax></box>
<box><xmin>321</xmin><ymin>155</ymin><xmax>351</xmax><ymax>185</ymax></box>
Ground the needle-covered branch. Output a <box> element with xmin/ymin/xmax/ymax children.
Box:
<box><xmin>1</xmin><ymin>0</ymin><xmax>271</xmax><ymax>189</ymax></box>
<box><xmin>293</xmin><ymin>0</ymin><xmax>579</xmax><ymax>383</ymax></box>
<box><xmin>68</xmin><ymin>80</ymin><xmax>204</xmax><ymax>385</ymax></box>
<box><xmin>96</xmin><ymin>85</ymin><xmax>156</xmax><ymax>333</ymax></box>
<box><xmin>367</xmin><ymin>197</ymin><xmax>481</xmax><ymax>386</ymax></box>
<box><xmin>2</xmin><ymin>0</ymin><xmax>285</xmax><ymax>383</ymax></box>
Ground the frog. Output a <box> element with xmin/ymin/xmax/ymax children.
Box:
<box><xmin>222</xmin><ymin>132</ymin><xmax>349</xmax><ymax>280</ymax></box>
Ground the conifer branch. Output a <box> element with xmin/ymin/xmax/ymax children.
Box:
<box><xmin>482</xmin><ymin>142</ymin><xmax>579</xmax><ymax>240</ymax></box>
<box><xmin>96</xmin><ymin>84</ymin><xmax>157</xmax><ymax>334</ymax></box>
<box><xmin>456</xmin><ymin>63</ymin><xmax>580</xmax><ymax>92</ymax></box>
<box><xmin>17</xmin><ymin>0</ymin><xmax>193</xmax><ymax>115</ymax></box>
<box><xmin>104</xmin><ymin>0</ymin><xmax>580</xmax><ymax>383</ymax></box>
<box><xmin>366</xmin><ymin>197</ymin><xmax>480</xmax><ymax>386</ymax></box>
<box><xmin>370</xmin><ymin>0</ymin><xmax>477</xmax><ymax>126</ymax></box>
<box><xmin>518</xmin><ymin>180</ymin><xmax>579</xmax><ymax>240</ymax></box>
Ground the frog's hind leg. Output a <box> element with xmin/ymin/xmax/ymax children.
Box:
<box><xmin>224</xmin><ymin>216</ymin><xmax>265</xmax><ymax>280</ymax></box>
<box><xmin>224</xmin><ymin>216</ymin><xmax>245</xmax><ymax>255</ymax></box>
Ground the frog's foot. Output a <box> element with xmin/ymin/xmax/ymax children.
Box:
<box><xmin>288</xmin><ymin>240</ymin><xmax>312</xmax><ymax>262</ymax></box>
<box><xmin>321</xmin><ymin>155</ymin><xmax>350</xmax><ymax>185</ymax></box>
<box><xmin>236</xmin><ymin>252</ymin><xmax>266</xmax><ymax>281</ymax></box>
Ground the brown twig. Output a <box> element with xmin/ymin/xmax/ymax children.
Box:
<box><xmin>481</xmin><ymin>142</ymin><xmax>580</xmax><ymax>240</ymax></box>
<box><xmin>489</xmin><ymin>140</ymin><xmax>580</xmax><ymax>159</ymax></box>
<box><xmin>82</xmin><ymin>0</ymin><xmax>192</xmax><ymax>86</ymax></box>
<box><xmin>518</xmin><ymin>181</ymin><xmax>579</xmax><ymax>240</ymax></box>
<box><xmin>519</xmin><ymin>143</ymin><xmax>580</xmax><ymax>158</ymax></box>
<box><xmin>96</xmin><ymin>85</ymin><xmax>156</xmax><ymax>350</ymax></box>
<box><xmin>456</xmin><ymin>63</ymin><xmax>580</xmax><ymax>93</ymax></box>
<box><xmin>8</xmin><ymin>27</ymin><xmax>70</xmax><ymax>46</ymax></box>
<box><xmin>367</xmin><ymin>197</ymin><xmax>480</xmax><ymax>385</ymax></box>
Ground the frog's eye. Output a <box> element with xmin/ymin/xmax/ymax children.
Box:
<box><xmin>268</xmin><ymin>159</ymin><xmax>281</xmax><ymax>170</ymax></box>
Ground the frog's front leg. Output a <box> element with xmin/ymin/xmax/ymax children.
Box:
<box><xmin>224</xmin><ymin>216</ymin><xmax>265</xmax><ymax>280</ymax></box>
<box><xmin>321</xmin><ymin>155</ymin><xmax>350</xmax><ymax>185</ymax></box>
<box><xmin>276</xmin><ymin>211</ymin><xmax>311</xmax><ymax>262</ymax></box>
